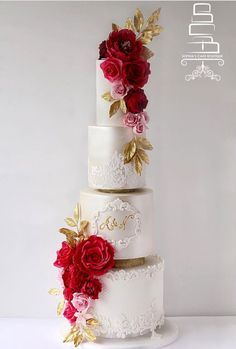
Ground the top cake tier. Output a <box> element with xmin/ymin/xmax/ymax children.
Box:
<box><xmin>96</xmin><ymin>60</ymin><xmax>124</xmax><ymax>127</ymax></box>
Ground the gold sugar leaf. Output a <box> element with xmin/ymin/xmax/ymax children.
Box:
<box><xmin>86</xmin><ymin>318</ymin><xmax>99</xmax><ymax>327</ymax></box>
<box><xmin>120</xmin><ymin>99</ymin><xmax>127</xmax><ymax>113</ymax></box>
<box><xmin>147</xmin><ymin>8</ymin><xmax>161</xmax><ymax>25</ymax></box>
<box><xmin>109</xmin><ymin>100</ymin><xmax>120</xmax><ymax>118</ymax></box>
<box><xmin>102</xmin><ymin>91</ymin><xmax>114</xmax><ymax>102</ymax></box>
<box><xmin>48</xmin><ymin>288</ymin><xmax>60</xmax><ymax>296</ymax></box>
<box><xmin>137</xmin><ymin>137</ymin><xmax>153</xmax><ymax>150</ymax></box>
<box><xmin>124</xmin><ymin>139</ymin><xmax>137</xmax><ymax>164</ymax></box>
<box><xmin>74</xmin><ymin>334</ymin><xmax>83</xmax><ymax>347</ymax></box>
<box><xmin>134</xmin><ymin>153</ymin><xmax>143</xmax><ymax>176</ymax></box>
<box><xmin>80</xmin><ymin>220</ymin><xmax>89</xmax><ymax>231</ymax></box>
<box><xmin>65</xmin><ymin>217</ymin><xmax>77</xmax><ymax>227</ymax></box>
<box><xmin>151</xmin><ymin>25</ymin><xmax>163</xmax><ymax>36</ymax></box>
<box><xmin>66</xmin><ymin>236</ymin><xmax>77</xmax><ymax>248</ymax></box>
<box><xmin>140</xmin><ymin>30</ymin><xmax>153</xmax><ymax>44</ymax></box>
<box><xmin>63</xmin><ymin>327</ymin><xmax>78</xmax><ymax>343</ymax></box>
<box><xmin>83</xmin><ymin>327</ymin><xmax>96</xmax><ymax>342</ymax></box>
<box><xmin>137</xmin><ymin>148</ymin><xmax>149</xmax><ymax>164</ymax></box>
<box><xmin>73</xmin><ymin>204</ymin><xmax>80</xmax><ymax>223</ymax></box>
<box><xmin>57</xmin><ymin>298</ymin><xmax>65</xmax><ymax>316</ymax></box>
<box><xmin>125</xmin><ymin>18</ymin><xmax>135</xmax><ymax>31</ymax></box>
<box><xmin>59</xmin><ymin>228</ymin><xmax>78</xmax><ymax>238</ymax></box>
<box><xmin>112</xmin><ymin>23</ymin><xmax>120</xmax><ymax>31</ymax></box>
<box><xmin>134</xmin><ymin>8</ymin><xmax>144</xmax><ymax>33</ymax></box>
<box><xmin>140</xmin><ymin>46</ymin><xmax>154</xmax><ymax>60</ymax></box>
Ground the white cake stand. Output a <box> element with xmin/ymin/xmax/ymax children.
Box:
<box><xmin>81</xmin><ymin>319</ymin><xmax>178</xmax><ymax>349</ymax></box>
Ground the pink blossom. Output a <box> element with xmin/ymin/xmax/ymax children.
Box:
<box><xmin>111</xmin><ymin>81</ymin><xmax>127</xmax><ymax>100</ymax></box>
<box><xmin>123</xmin><ymin>112</ymin><xmax>139</xmax><ymax>127</ymax></box>
<box><xmin>72</xmin><ymin>293</ymin><xmax>91</xmax><ymax>313</ymax></box>
<box><xmin>140</xmin><ymin>111</ymin><xmax>149</xmax><ymax>125</ymax></box>
<box><xmin>133</xmin><ymin>122</ymin><xmax>145</xmax><ymax>135</ymax></box>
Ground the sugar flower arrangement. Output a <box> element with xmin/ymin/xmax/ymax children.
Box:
<box><xmin>50</xmin><ymin>204</ymin><xmax>115</xmax><ymax>347</ymax></box>
<box><xmin>98</xmin><ymin>8</ymin><xmax>162</xmax><ymax>175</ymax></box>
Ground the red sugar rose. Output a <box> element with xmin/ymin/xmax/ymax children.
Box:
<box><xmin>123</xmin><ymin>59</ymin><xmax>151</xmax><ymax>88</ymax></box>
<box><xmin>63</xmin><ymin>287</ymin><xmax>73</xmax><ymax>302</ymax></box>
<box><xmin>81</xmin><ymin>278</ymin><xmax>102</xmax><ymax>300</ymax></box>
<box><xmin>124</xmin><ymin>88</ymin><xmax>148</xmax><ymax>113</ymax></box>
<box><xmin>100</xmin><ymin>57</ymin><xmax>123</xmax><ymax>83</ymax></box>
<box><xmin>106</xmin><ymin>29</ymin><xmax>142</xmax><ymax>61</ymax></box>
<box><xmin>53</xmin><ymin>241</ymin><xmax>74</xmax><ymax>268</ymax></box>
<box><xmin>63</xmin><ymin>302</ymin><xmax>77</xmax><ymax>325</ymax></box>
<box><xmin>74</xmin><ymin>235</ymin><xmax>115</xmax><ymax>276</ymax></box>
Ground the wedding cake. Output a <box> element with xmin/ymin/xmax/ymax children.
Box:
<box><xmin>51</xmin><ymin>9</ymin><xmax>164</xmax><ymax>347</ymax></box>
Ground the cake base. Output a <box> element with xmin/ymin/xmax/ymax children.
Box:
<box><xmin>81</xmin><ymin>319</ymin><xmax>178</xmax><ymax>349</ymax></box>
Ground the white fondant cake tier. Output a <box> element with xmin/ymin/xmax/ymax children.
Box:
<box><xmin>93</xmin><ymin>256</ymin><xmax>164</xmax><ymax>339</ymax></box>
<box><xmin>88</xmin><ymin>126</ymin><xmax>145</xmax><ymax>190</ymax></box>
<box><xmin>80</xmin><ymin>188</ymin><xmax>154</xmax><ymax>259</ymax></box>
<box><xmin>96</xmin><ymin>60</ymin><xmax>124</xmax><ymax>127</ymax></box>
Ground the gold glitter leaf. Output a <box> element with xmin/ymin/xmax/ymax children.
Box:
<box><xmin>65</xmin><ymin>217</ymin><xmax>77</xmax><ymax>227</ymax></box>
<box><xmin>124</xmin><ymin>139</ymin><xmax>137</xmax><ymax>164</ymax></box>
<box><xmin>57</xmin><ymin>298</ymin><xmax>65</xmax><ymax>316</ymax></box>
<box><xmin>140</xmin><ymin>46</ymin><xmax>154</xmax><ymax>60</ymax></box>
<box><xmin>102</xmin><ymin>91</ymin><xmax>114</xmax><ymax>102</ymax></box>
<box><xmin>73</xmin><ymin>204</ymin><xmax>80</xmax><ymax>223</ymax></box>
<box><xmin>134</xmin><ymin>8</ymin><xmax>144</xmax><ymax>33</ymax></box>
<box><xmin>86</xmin><ymin>318</ymin><xmax>99</xmax><ymax>327</ymax></box>
<box><xmin>137</xmin><ymin>137</ymin><xmax>153</xmax><ymax>150</ymax></box>
<box><xmin>59</xmin><ymin>228</ymin><xmax>78</xmax><ymax>238</ymax></box>
<box><xmin>137</xmin><ymin>148</ymin><xmax>149</xmax><ymax>164</ymax></box>
<box><xmin>84</xmin><ymin>327</ymin><xmax>96</xmax><ymax>342</ymax></box>
<box><xmin>74</xmin><ymin>334</ymin><xmax>83</xmax><ymax>347</ymax></box>
<box><xmin>120</xmin><ymin>99</ymin><xmax>127</xmax><ymax>113</ymax></box>
<box><xmin>112</xmin><ymin>23</ymin><xmax>120</xmax><ymax>31</ymax></box>
<box><xmin>48</xmin><ymin>288</ymin><xmax>60</xmax><ymax>296</ymax></box>
<box><xmin>134</xmin><ymin>153</ymin><xmax>142</xmax><ymax>176</ymax></box>
<box><xmin>125</xmin><ymin>18</ymin><xmax>135</xmax><ymax>31</ymax></box>
<box><xmin>147</xmin><ymin>9</ymin><xmax>161</xmax><ymax>25</ymax></box>
<box><xmin>109</xmin><ymin>100</ymin><xmax>120</xmax><ymax>118</ymax></box>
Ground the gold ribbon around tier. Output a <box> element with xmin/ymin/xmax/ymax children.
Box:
<box><xmin>98</xmin><ymin>188</ymin><xmax>143</xmax><ymax>194</ymax></box>
<box><xmin>114</xmin><ymin>257</ymin><xmax>145</xmax><ymax>269</ymax></box>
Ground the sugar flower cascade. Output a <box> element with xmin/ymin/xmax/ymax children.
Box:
<box><xmin>99</xmin><ymin>8</ymin><xmax>162</xmax><ymax>175</ymax></box>
<box><xmin>50</xmin><ymin>204</ymin><xmax>115</xmax><ymax>347</ymax></box>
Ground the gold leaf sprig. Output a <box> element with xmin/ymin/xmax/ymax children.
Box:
<box><xmin>102</xmin><ymin>92</ymin><xmax>127</xmax><ymax>117</ymax></box>
<box><xmin>59</xmin><ymin>204</ymin><xmax>89</xmax><ymax>248</ymax></box>
<box><xmin>63</xmin><ymin>318</ymin><xmax>99</xmax><ymax>347</ymax></box>
<box><xmin>123</xmin><ymin>136</ymin><xmax>153</xmax><ymax>175</ymax></box>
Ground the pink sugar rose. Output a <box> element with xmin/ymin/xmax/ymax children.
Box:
<box><xmin>123</xmin><ymin>112</ymin><xmax>139</xmax><ymax>127</ymax></box>
<box><xmin>133</xmin><ymin>122</ymin><xmax>145</xmax><ymax>135</ymax></box>
<box><xmin>111</xmin><ymin>81</ymin><xmax>127</xmax><ymax>100</ymax></box>
<box><xmin>72</xmin><ymin>293</ymin><xmax>91</xmax><ymax>313</ymax></box>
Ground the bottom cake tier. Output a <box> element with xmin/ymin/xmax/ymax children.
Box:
<box><xmin>93</xmin><ymin>256</ymin><xmax>164</xmax><ymax>339</ymax></box>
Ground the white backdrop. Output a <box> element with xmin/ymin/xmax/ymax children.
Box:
<box><xmin>0</xmin><ymin>1</ymin><xmax>236</xmax><ymax>318</ymax></box>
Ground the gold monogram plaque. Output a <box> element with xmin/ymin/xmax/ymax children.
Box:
<box><xmin>99</xmin><ymin>214</ymin><xmax>134</xmax><ymax>231</ymax></box>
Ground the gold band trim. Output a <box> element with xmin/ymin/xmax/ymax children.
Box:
<box><xmin>97</xmin><ymin>188</ymin><xmax>143</xmax><ymax>194</ymax></box>
<box><xmin>114</xmin><ymin>257</ymin><xmax>145</xmax><ymax>269</ymax></box>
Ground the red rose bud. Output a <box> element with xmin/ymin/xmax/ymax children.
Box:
<box><xmin>100</xmin><ymin>57</ymin><xmax>123</xmax><ymax>83</ymax></box>
<box><xmin>81</xmin><ymin>278</ymin><xmax>102</xmax><ymax>300</ymax></box>
<box><xmin>53</xmin><ymin>241</ymin><xmax>74</xmax><ymax>269</ymax></box>
<box><xmin>63</xmin><ymin>302</ymin><xmax>77</xmax><ymax>325</ymax></box>
<box><xmin>106</xmin><ymin>29</ymin><xmax>142</xmax><ymax>61</ymax></box>
<box><xmin>99</xmin><ymin>40</ymin><xmax>108</xmax><ymax>59</ymax></box>
<box><xmin>74</xmin><ymin>235</ymin><xmax>115</xmax><ymax>277</ymax></box>
<box><xmin>123</xmin><ymin>59</ymin><xmax>151</xmax><ymax>88</ymax></box>
<box><xmin>124</xmin><ymin>88</ymin><xmax>148</xmax><ymax>114</ymax></box>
